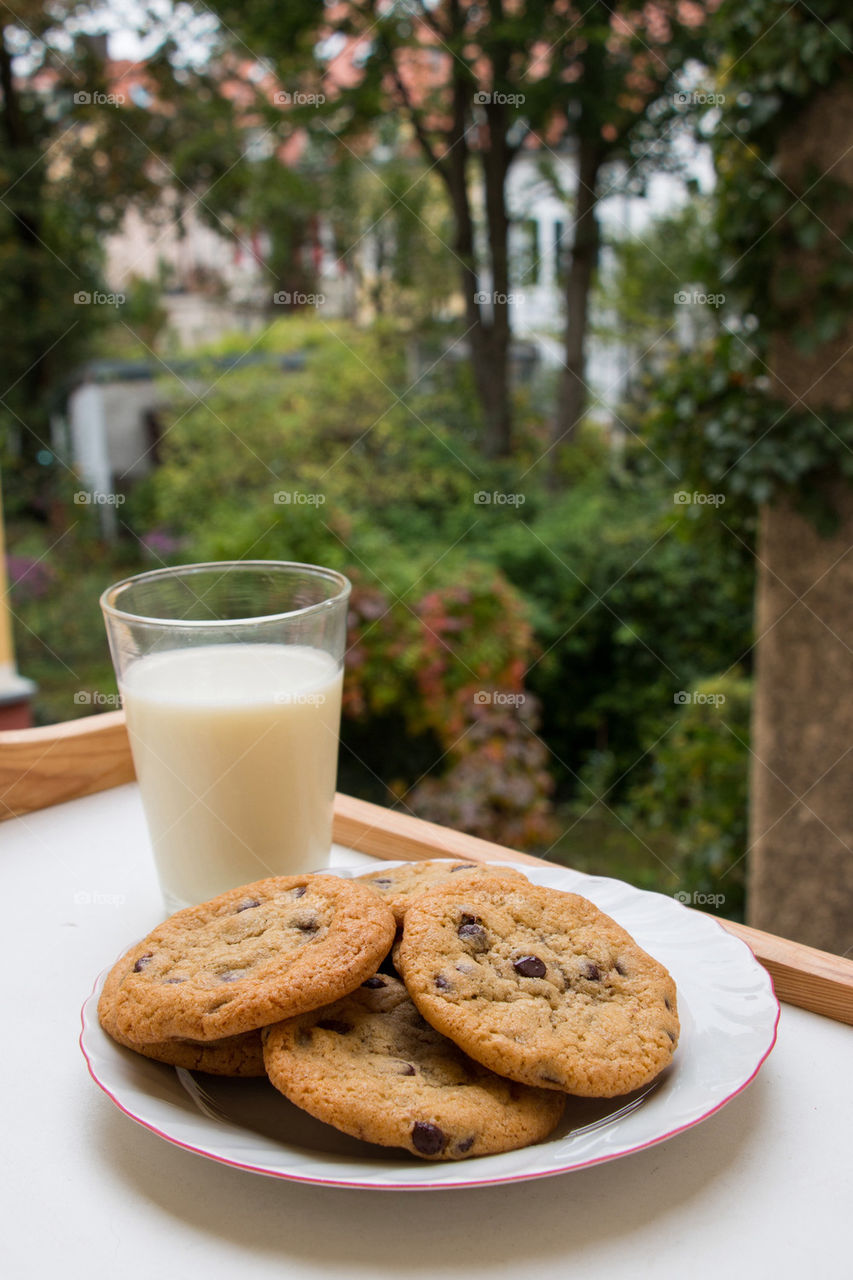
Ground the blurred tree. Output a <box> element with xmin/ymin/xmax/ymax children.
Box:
<box><xmin>0</xmin><ymin>1</ymin><xmax>250</xmax><ymax>506</ymax></box>
<box><xmin>543</xmin><ymin>2</ymin><xmax>707</xmax><ymax>464</ymax></box>
<box><xmin>208</xmin><ymin>0</ymin><xmax>564</xmax><ymax>459</ymax></box>
<box><xmin>592</xmin><ymin>195</ymin><xmax>721</xmax><ymax>392</ymax></box>
<box><xmin>712</xmin><ymin>0</ymin><xmax>853</xmax><ymax>954</ymax></box>
<box><xmin>643</xmin><ymin>0</ymin><xmax>853</xmax><ymax>951</ymax></box>
<box><xmin>205</xmin><ymin>2</ymin><xmax>708</xmax><ymax>466</ymax></box>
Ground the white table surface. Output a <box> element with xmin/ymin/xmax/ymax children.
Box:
<box><xmin>1</xmin><ymin>782</ymin><xmax>849</xmax><ymax>1279</ymax></box>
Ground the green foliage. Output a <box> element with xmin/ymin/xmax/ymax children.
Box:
<box><xmin>647</xmin><ymin>0</ymin><xmax>853</xmax><ymax>517</ymax></box>
<box><xmin>622</xmin><ymin>672</ymin><xmax>751</xmax><ymax>920</ymax></box>
<box><xmin>8</xmin><ymin>311</ymin><xmax>754</xmax><ymax>907</ymax></box>
<box><xmin>593</xmin><ymin>195</ymin><xmax>722</xmax><ymax>355</ymax></box>
<box><xmin>712</xmin><ymin>0</ymin><xmax>853</xmax><ymax>350</ymax></box>
<box><xmin>639</xmin><ymin>330</ymin><xmax>853</xmax><ymax>528</ymax></box>
<box><xmin>0</xmin><ymin>4</ymin><xmax>256</xmax><ymax>493</ymax></box>
<box><xmin>119</xmin><ymin>320</ymin><xmax>754</xmax><ymax>857</ymax></box>
<box><xmin>5</xmin><ymin>520</ymin><xmax>132</xmax><ymax>723</ymax></box>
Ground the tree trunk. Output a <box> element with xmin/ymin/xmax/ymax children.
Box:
<box><xmin>442</xmin><ymin>75</ymin><xmax>512</xmax><ymax>459</ymax></box>
<box><xmin>553</xmin><ymin>137</ymin><xmax>602</xmax><ymax>461</ymax></box>
<box><xmin>0</xmin><ymin>24</ymin><xmax>48</xmax><ymax>472</ymax></box>
<box><xmin>748</xmin><ymin>79</ymin><xmax>853</xmax><ymax>954</ymax></box>
<box><xmin>476</xmin><ymin>52</ymin><xmax>512</xmax><ymax>459</ymax></box>
<box><xmin>382</xmin><ymin>2</ymin><xmax>516</xmax><ymax>459</ymax></box>
<box><xmin>749</xmin><ymin>485</ymin><xmax>853</xmax><ymax>952</ymax></box>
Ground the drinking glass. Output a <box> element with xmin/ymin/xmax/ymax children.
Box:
<box><xmin>101</xmin><ymin>560</ymin><xmax>351</xmax><ymax>912</ymax></box>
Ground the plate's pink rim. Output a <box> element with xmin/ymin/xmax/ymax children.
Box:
<box><xmin>79</xmin><ymin>927</ymin><xmax>781</xmax><ymax>1192</ymax></box>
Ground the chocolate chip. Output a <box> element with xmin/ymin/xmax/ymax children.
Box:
<box><xmin>664</xmin><ymin>996</ymin><xmax>672</xmax><ymax>1011</ymax></box>
<box><xmin>163</xmin><ymin>977</ymin><xmax>185</xmax><ymax>984</ymax></box>
<box><xmin>316</xmin><ymin>1019</ymin><xmax>351</xmax><ymax>1034</ymax></box>
<box><xmin>296</xmin><ymin>1028</ymin><xmax>313</xmax><ymax>1047</ymax></box>
<box><xmin>450</xmin><ymin>864</ymin><xmax>477</xmax><ymax>872</ymax></box>
<box><xmin>665</xmin><ymin>1028</ymin><xmax>677</xmax><ymax>1043</ymax></box>
<box><xmin>362</xmin><ymin>976</ymin><xmax>386</xmax><ymax>988</ymax></box>
<box><xmin>219</xmin><ymin>970</ymin><xmax>245</xmax><ymax>982</ymax></box>
<box><xmin>236</xmin><ymin>898</ymin><xmax>260</xmax><ymax>912</ymax></box>
<box><xmin>434</xmin><ymin>975</ymin><xmax>451</xmax><ymax>990</ymax></box>
<box><xmin>411</xmin><ymin>1121</ymin><xmax>445</xmax><ymax>1155</ymax></box>
<box><xmin>540</xmin><ymin>1073</ymin><xmax>562</xmax><ymax>1085</ymax></box>
<box><xmin>291</xmin><ymin>886</ymin><xmax>307</xmax><ymax>898</ymax></box>
<box><xmin>370</xmin><ymin>878</ymin><xmax>391</xmax><ymax>887</ymax></box>
<box><xmin>584</xmin><ymin>962</ymin><xmax>601</xmax><ymax>981</ymax></box>
<box><xmin>290</xmin><ymin>914</ymin><xmax>318</xmax><ymax>933</ymax></box>
<box><xmin>513</xmin><ymin>955</ymin><xmax>546</xmax><ymax>979</ymax></box>
<box><xmin>397</xmin><ymin>1062</ymin><xmax>416</xmax><ymax>1076</ymax></box>
<box><xmin>458</xmin><ymin>922</ymin><xmax>488</xmax><ymax>951</ymax></box>
<box><xmin>455</xmin><ymin>1136</ymin><xmax>474</xmax><ymax>1153</ymax></box>
<box><xmin>614</xmin><ymin>961</ymin><xmax>627</xmax><ymax>976</ymax></box>
<box><xmin>133</xmin><ymin>952</ymin><xmax>153</xmax><ymax>973</ymax></box>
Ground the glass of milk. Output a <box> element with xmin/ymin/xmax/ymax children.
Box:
<box><xmin>101</xmin><ymin>561</ymin><xmax>351</xmax><ymax>913</ymax></box>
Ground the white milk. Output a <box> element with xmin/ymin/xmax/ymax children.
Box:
<box><xmin>121</xmin><ymin>643</ymin><xmax>343</xmax><ymax>910</ymax></box>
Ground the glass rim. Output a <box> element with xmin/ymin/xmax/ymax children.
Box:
<box><xmin>100</xmin><ymin>560</ymin><xmax>351</xmax><ymax>628</ymax></box>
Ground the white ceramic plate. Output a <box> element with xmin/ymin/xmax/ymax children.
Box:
<box><xmin>80</xmin><ymin>861</ymin><xmax>779</xmax><ymax>1190</ymax></box>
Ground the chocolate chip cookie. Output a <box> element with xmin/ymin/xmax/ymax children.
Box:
<box><xmin>101</xmin><ymin>875</ymin><xmax>396</xmax><ymax>1044</ymax></box>
<box><xmin>262</xmin><ymin>974</ymin><xmax>565</xmax><ymax>1159</ymax></box>
<box><xmin>357</xmin><ymin>859</ymin><xmax>530</xmax><ymax>925</ymax></box>
<box><xmin>397</xmin><ymin>878</ymin><xmax>679</xmax><ymax>1097</ymax></box>
<box><xmin>98</xmin><ymin>992</ymin><xmax>265</xmax><ymax>1075</ymax></box>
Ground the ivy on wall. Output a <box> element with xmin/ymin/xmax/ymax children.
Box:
<box><xmin>643</xmin><ymin>0</ymin><xmax>853</xmax><ymax>523</ymax></box>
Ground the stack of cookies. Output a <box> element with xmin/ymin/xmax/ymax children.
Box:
<box><xmin>98</xmin><ymin>860</ymin><xmax>680</xmax><ymax>1162</ymax></box>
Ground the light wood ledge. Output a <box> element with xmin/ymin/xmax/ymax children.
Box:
<box><xmin>2</xmin><ymin>710</ymin><xmax>851</xmax><ymax>1025</ymax></box>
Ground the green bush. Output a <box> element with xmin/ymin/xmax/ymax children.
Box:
<box><xmin>10</xmin><ymin>318</ymin><xmax>754</xmax><ymax>898</ymax></box>
<box><xmin>621</xmin><ymin>672</ymin><xmax>751</xmax><ymax>920</ymax></box>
